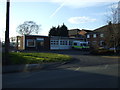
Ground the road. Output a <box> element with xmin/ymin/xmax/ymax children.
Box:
<box><xmin>2</xmin><ymin>50</ymin><xmax>120</xmax><ymax>88</ymax></box>
<box><xmin>45</xmin><ymin>50</ymin><xmax>119</xmax><ymax>68</ymax></box>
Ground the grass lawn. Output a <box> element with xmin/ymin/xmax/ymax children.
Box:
<box><xmin>3</xmin><ymin>52</ymin><xmax>72</xmax><ymax>65</ymax></box>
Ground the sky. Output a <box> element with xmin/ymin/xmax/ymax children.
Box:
<box><xmin>0</xmin><ymin>0</ymin><xmax>119</xmax><ymax>41</ymax></box>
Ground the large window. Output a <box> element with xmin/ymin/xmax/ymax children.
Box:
<box><xmin>60</xmin><ymin>40</ymin><xmax>68</xmax><ymax>45</ymax></box>
<box><xmin>100</xmin><ymin>34</ymin><xmax>104</xmax><ymax>37</ymax></box>
<box><xmin>100</xmin><ymin>41</ymin><xmax>104</xmax><ymax>46</ymax></box>
<box><xmin>51</xmin><ymin>40</ymin><xmax>59</xmax><ymax>45</ymax></box>
<box><xmin>93</xmin><ymin>34</ymin><xmax>96</xmax><ymax>38</ymax></box>
<box><xmin>27</xmin><ymin>39</ymin><xmax>36</xmax><ymax>47</ymax></box>
<box><xmin>18</xmin><ymin>40</ymin><xmax>20</xmax><ymax>47</ymax></box>
<box><xmin>87</xmin><ymin>34</ymin><xmax>90</xmax><ymax>38</ymax></box>
<box><xmin>92</xmin><ymin>41</ymin><xmax>97</xmax><ymax>45</ymax></box>
<box><xmin>69</xmin><ymin>41</ymin><xmax>72</xmax><ymax>45</ymax></box>
<box><xmin>87</xmin><ymin>41</ymin><xmax>90</xmax><ymax>45</ymax></box>
<box><xmin>60</xmin><ymin>41</ymin><xmax>64</xmax><ymax>45</ymax></box>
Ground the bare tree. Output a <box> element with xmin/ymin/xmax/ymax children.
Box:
<box><xmin>105</xmin><ymin>1</ymin><xmax>120</xmax><ymax>53</ymax></box>
<box><xmin>106</xmin><ymin>1</ymin><xmax>120</xmax><ymax>24</ymax></box>
<box><xmin>17</xmin><ymin>21</ymin><xmax>41</xmax><ymax>35</ymax></box>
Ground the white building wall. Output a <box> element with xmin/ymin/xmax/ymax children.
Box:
<box><xmin>50</xmin><ymin>37</ymin><xmax>73</xmax><ymax>50</ymax></box>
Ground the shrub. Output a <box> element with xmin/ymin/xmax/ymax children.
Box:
<box><xmin>90</xmin><ymin>47</ymin><xmax>114</xmax><ymax>55</ymax></box>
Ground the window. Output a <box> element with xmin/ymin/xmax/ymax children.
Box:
<box><xmin>74</xmin><ymin>43</ymin><xmax>77</xmax><ymax>46</ymax></box>
<box><xmin>27</xmin><ymin>39</ymin><xmax>35</xmax><ymax>47</ymax></box>
<box><xmin>60</xmin><ymin>40</ymin><xmax>68</xmax><ymax>45</ymax></box>
<box><xmin>87</xmin><ymin>41</ymin><xmax>90</xmax><ymax>45</ymax></box>
<box><xmin>100</xmin><ymin>41</ymin><xmax>104</xmax><ymax>46</ymax></box>
<box><xmin>93</xmin><ymin>34</ymin><xmax>96</xmax><ymax>38</ymax></box>
<box><xmin>87</xmin><ymin>34</ymin><xmax>90</xmax><ymax>38</ymax></box>
<box><xmin>60</xmin><ymin>41</ymin><xmax>63</xmax><ymax>45</ymax></box>
<box><xmin>51</xmin><ymin>40</ymin><xmax>59</xmax><ymax>45</ymax></box>
<box><xmin>100</xmin><ymin>34</ymin><xmax>104</xmax><ymax>37</ymax></box>
<box><xmin>92</xmin><ymin>41</ymin><xmax>97</xmax><ymax>45</ymax></box>
<box><xmin>69</xmin><ymin>41</ymin><xmax>72</xmax><ymax>45</ymax></box>
<box><xmin>64</xmin><ymin>41</ymin><xmax>68</xmax><ymax>45</ymax></box>
<box><xmin>18</xmin><ymin>40</ymin><xmax>20</xmax><ymax>47</ymax></box>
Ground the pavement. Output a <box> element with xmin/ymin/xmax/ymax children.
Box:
<box><xmin>2</xmin><ymin>62</ymin><xmax>68</xmax><ymax>73</ymax></box>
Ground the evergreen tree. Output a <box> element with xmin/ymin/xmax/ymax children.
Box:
<box><xmin>48</xmin><ymin>23</ymin><xmax>68</xmax><ymax>37</ymax></box>
<box><xmin>60</xmin><ymin>23</ymin><xmax>68</xmax><ymax>37</ymax></box>
<box><xmin>56</xmin><ymin>25</ymin><xmax>60</xmax><ymax>36</ymax></box>
<box><xmin>48</xmin><ymin>26</ymin><xmax>57</xmax><ymax>36</ymax></box>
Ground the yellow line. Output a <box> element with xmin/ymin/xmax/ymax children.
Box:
<box><xmin>102</xmin><ymin>56</ymin><xmax>120</xmax><ymax>59</ymax></box>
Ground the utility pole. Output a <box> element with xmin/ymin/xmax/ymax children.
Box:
<box><xmin>4</xmin><ymin>0</ymin><xmax>10</xmax><ymax>64</ymax></box>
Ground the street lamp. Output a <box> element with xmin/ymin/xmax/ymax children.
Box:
<box><xmin>4</xmin><ymin>0</ymin><xmax>10</xmax><ymax>64</ymax></box>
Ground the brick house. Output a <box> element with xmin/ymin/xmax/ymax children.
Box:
<box><xmin>68</xmin><ymin>29</ymin><xmax>92</xmax><ymax>41</ymax></box>
<box><xmin>68</xmin><ymin>29</ymin><xmax>80</xmax><ymax>38</ymax></box>
<box><xmin>86</xmin><ymin>32</ymin><xmax>105</xmax><ymax>48</ymax></box>
<box><xmin>86</xmin><ymin>24</ymin><xmax>120</xmax><ymax>49</ymax></box>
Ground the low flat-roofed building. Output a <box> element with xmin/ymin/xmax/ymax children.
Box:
<box><xmin>17</xmin><ymin>35</ymin><xmax>50</xmax><ymax>51</ymax></box>
<box><xmin>17</xmin><ymin>35</ymin><xmax>84</xmax><ymax>51</ymax></box>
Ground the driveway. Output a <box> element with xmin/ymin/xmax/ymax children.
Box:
<box><xmin>41</xmin><ymin>50</ymin><xmax>119</xmax><ymax>69</ymax></box>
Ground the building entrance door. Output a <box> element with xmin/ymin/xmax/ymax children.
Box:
<box><xmin>36</xmin><ymin>41</ymin><xmax>44</xmax><ymax>51</ymax></box>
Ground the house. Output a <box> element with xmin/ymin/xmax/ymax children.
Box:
<box><xmin>68</xmin><ymin>29</ymin><xmax>80</xmax><ymax>38</ymax></box>
<box><xmin>68</xmin><ymin>29</ymin><xmax>92</xmax><ymax>41</ymax></box>
<box><xmin>86</xmin><ymin>23</ymin><xmax>120</xmax><ymax>49</ymax></box>
<box><xmin>79</xmin><ymin>29</ymin><xmax>93</xmax><ymax>41</ymax></box>
<box><xmin>86</xmin><ymin>32</ymin><xmax>105</xmax><ymax>48</ymax></box>
<box><xmin>85</xmin><ymin>25</ymin><xmax>109</xmax><ymax>48</ymax></box>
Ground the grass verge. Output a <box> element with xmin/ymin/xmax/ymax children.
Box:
<box><xmin>3</xmin><ymin>52</ymin><xmax>72</xmax><ymax>65</ymax></box>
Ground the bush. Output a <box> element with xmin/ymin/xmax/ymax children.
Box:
<box><xmin>90</xmin><ymin>47</ymin><xmax>115</xmax><ymax>55</ymax></box>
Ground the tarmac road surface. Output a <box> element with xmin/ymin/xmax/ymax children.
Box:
<box><xmin>2</xmin><ymin>50</ymin><xmax>119</xmax><ymax>88</ymax></box>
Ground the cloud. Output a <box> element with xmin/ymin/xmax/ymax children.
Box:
<box><xmin>68</xmin><ymin>16</ymin><xmax>96</xmax><ymax>24</ymax></box>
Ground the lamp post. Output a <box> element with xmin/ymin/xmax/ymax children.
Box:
<box><xmin>4</xmin><ymin>0</ymin><xmax>10</xmax><ymax>64</ymax></box>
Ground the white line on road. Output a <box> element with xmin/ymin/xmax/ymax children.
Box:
<box><xmin>75</xmin><ymin>67</ymin><xmax>81</xmax><ymax>71</ymax></box>
<box><xmin>104</xmin><ymin>64</ymin><xmax>109</xmax><ymax>69</ymax></box>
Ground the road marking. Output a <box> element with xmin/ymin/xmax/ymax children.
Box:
<box><xmin>102</xmin><ymin>56</ymin><xmax>120</xmax><ymax>59</ymax></box>
<box><xmin>104</xmin><ymin>64</ymin><xmax>108</xmax><ymax>69</ymax></box>
<box><xmin>75</xmin><ymin>67</ymin><xmax>81</xmax><ymax>71</ymax></box>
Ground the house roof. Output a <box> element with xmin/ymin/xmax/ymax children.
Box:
<box><xmin>94</xmin><ymin>23</ymin><xmax>120</xmax><ymax>33</ymax></box>
<box><xmin>68</xmin><ymin>29</ymin><xmax>80</xmax><ymax>36</ymax></box>
<box><xmin>25</xmin><ymin>35</ymin><xmax>49</xmax><ymax>37</ymax></box>
<box><xmin>93</xmin><ymin>25</ymin><xmax>108</xmax><ymax>33</ymax></box>
<box><xmin>81</xmin><ymin>29</ymin><xmax>93</xmax><ymax>32</ymax></box>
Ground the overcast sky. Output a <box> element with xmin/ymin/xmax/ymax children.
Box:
<box><xmin>0</xmin><ymin>0</ymin><xmax>119</xmax><ymax>41</ymax></box>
